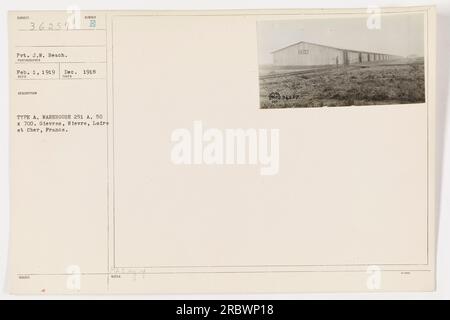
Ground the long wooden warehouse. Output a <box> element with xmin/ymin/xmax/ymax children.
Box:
<box><xmin>271</xmin><ymin>41</ymin><xmax>401</xmax><ymax>66</ymax></box>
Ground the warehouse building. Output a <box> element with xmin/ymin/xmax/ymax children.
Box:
<box><xmin>272</xmin><ymin>41</ymin><xmax>401</xmax><ymax>66</ymax></box>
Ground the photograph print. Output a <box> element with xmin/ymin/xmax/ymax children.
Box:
<box><xmin>257</xmin><ymin>13</ymin><xmax>426</xmax><ymax>108</ymax></box>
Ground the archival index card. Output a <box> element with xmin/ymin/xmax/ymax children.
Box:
<box><xmin>8</xmin><ymin>6</ymin><xmax>436</xmax><ymax>294</ymax></box>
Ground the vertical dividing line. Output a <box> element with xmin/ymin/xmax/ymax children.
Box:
<box><xmin>111</xmin><ymin>17</ymin><xmax>116</xmax><ymax>269</ymax></box>
<box><xmin>426</xmin><ymin>9</ymin><xmax>429</xmax><ymax>266</ymax></box>
<box><xmin>105</xmin><ymin>13</ymin><xmax>110</xmax><ymax>290</ymax></box>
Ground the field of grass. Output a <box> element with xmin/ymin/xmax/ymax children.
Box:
<box><xmin>259</xmin><ymin>59</ymin><xmax>425</xmax><ymax>108</ymax></box>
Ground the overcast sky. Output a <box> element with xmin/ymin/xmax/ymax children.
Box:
<box><xmin>257</xmin><ymin>13</ymin><xmax>425</xmax><ymax>65</ymax></box>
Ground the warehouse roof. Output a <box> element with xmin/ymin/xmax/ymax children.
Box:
<box><xmin>271</xmin><ymin>41</ymin><xmax>398</xmax><ymax>57</ymax></box>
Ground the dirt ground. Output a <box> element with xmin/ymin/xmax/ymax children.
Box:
<box><xmin>259</xmin><ymin>58</ymin><xmax>425</xmax><ymax>108</ymax></box>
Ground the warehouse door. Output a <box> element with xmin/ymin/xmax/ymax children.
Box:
<box><xmin>343</xmin><ymin>51</ymin><xmax>349</xmax><ymax>66</ymax></box>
